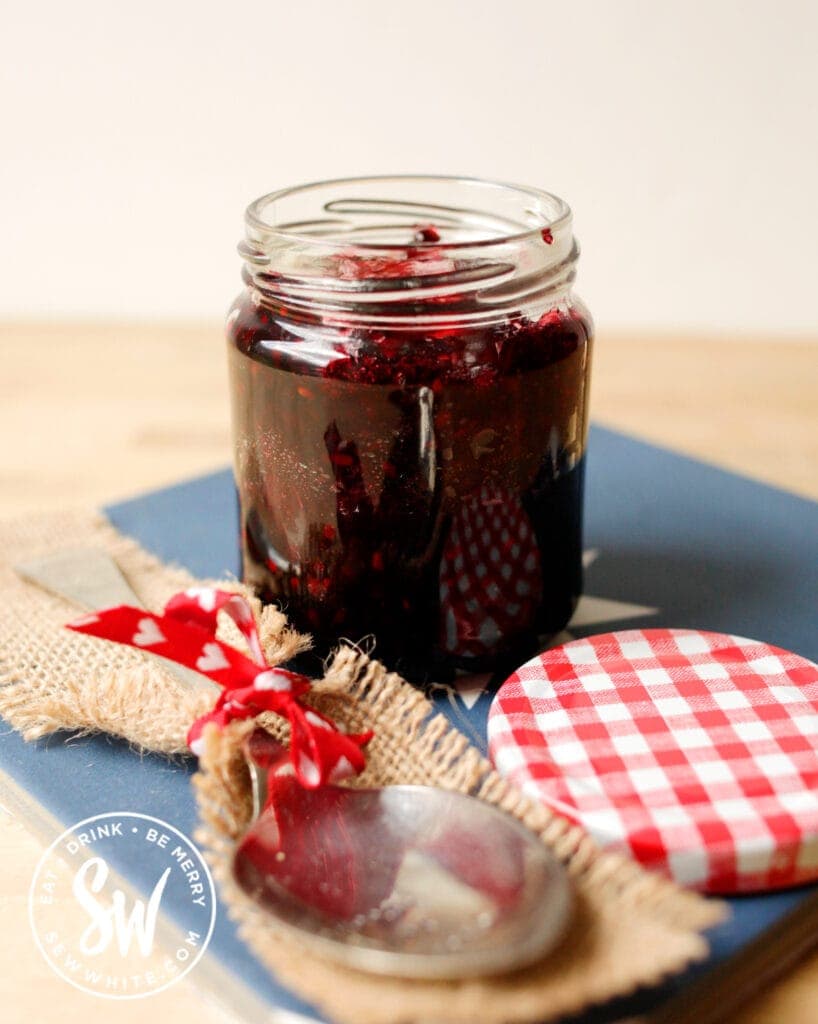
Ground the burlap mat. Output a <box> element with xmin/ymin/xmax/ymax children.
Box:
<box><xmin>0</xmin><ymin>508</ymin><xmax>725</xmax><ymax>1024</ymax></box>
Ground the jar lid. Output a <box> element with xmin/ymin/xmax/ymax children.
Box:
<box><xmin>488</xmin><ymin>629</ymin><xmax>818</xmax><ymax>893</ymax></box>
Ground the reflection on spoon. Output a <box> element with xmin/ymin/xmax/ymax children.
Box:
<box><xmin>233</xmin><ymin>730</ymin><xmax>572</xmax><ymax>979</ymax></box>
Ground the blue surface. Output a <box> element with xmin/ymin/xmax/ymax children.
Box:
<box><xmin>3</xmin><ymin>423</ymin><xmax>818</xmax><ymax>1022</ymax></box>
<box><xmin>108</xmin><ymin>470</ymin><xmax>241</xmax><ymax>582</ymax></box>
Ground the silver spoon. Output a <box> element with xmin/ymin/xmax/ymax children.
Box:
<box><xmin>16</xmin><ymin>548</ymin><xmax>573</xmax><ymax>979</ymax></box>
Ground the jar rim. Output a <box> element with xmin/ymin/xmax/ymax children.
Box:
<box><xmin>244</xmin><ymin>174</ymin><xmax>572</xmax><ymax>252</ymax></box>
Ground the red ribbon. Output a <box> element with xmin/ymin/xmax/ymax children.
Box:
<box><xmin>67</xmin><ymin>587</ymin><xmax>371</xmax><ymax>788</ymax></box>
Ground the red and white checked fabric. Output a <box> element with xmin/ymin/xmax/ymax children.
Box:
<box><xmin>67</xmin><ymin>587</ymin><xmax>371</xmax><ymax>788</ymax></box>
<box><xmin>439</xmin><ymin>485</ymin><xmax>541</xmax><ymax>657</ymax></box>
<box><xmin>488</xmin><ymin>629</ymin><xmax>818</xmax><ymax>893</ymax></box>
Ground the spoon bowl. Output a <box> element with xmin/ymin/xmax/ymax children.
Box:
<box><xmin>233</xmin><ymin>730</ymin><xmax>572</xmax><ymax>979</ymax></box>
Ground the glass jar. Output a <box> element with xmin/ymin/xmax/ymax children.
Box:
<box><xmin>227</xmin><ymin>176</ymin><xmax>593</xmax><ymax>679</ymax></box>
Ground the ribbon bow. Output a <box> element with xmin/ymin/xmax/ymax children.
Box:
<box><xmin>67</xmin><ymin>587</ymin><xmax>371</xmax><ymax>788</ymax></box>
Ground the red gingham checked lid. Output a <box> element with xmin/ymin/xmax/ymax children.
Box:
<box><xmin>488</xmin><ymin>629</ymin><xmax>818</xmax><ymax>893</ymax></box>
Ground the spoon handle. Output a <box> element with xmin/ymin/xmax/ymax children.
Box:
<box><xmin>14</xmin><ymin>547</ymin><xmax>218</xmax><ymax>695</ymax></box>
<box><xmin>243</xmin><ymin>728</ymin><xmax>292</xmax><ymax>819</ymax></box>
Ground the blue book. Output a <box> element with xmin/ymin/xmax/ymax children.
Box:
<box><xmin>3</xmin><ymin>424</ymin><xmax>817</xmax><ymax>1022</ymax></box>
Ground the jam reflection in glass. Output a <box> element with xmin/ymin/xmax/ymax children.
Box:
<box><xmin>228</xmin><ymin>291</ymin><xmax>592</xmax><ymax>679</ymax></box>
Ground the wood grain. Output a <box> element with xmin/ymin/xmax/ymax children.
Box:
<box><xmin>1</xmin><ymin>321</ymin><xmax>816</xmax><ymax>1024</ymax></box>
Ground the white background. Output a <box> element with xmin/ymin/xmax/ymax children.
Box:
<box><xmin>2</xmin><ymin>0</ymin><xmax>817</xmax><ymax>332</ymax></box>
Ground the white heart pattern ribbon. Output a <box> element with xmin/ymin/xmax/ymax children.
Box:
<box><xmin>67</xmin><ymin>587</ymin><xmax>371</xmax><ymax>787</ymax></box>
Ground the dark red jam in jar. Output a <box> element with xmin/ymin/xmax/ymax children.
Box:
<box><xmin>228</xmin><ymin>177</ymin><xmax>593</xmax><ymax>679</ymax></box>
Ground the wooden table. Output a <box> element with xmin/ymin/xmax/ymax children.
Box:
<box><xmin>1</xmin><ymin>323</ymin><xmax>816</xmax><ymax>1023</ymax></box>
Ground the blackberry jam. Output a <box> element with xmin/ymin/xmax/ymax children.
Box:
<box><xmin>228</xmin><ymin>177</ymin><xmax>593</xmax><ymax>677</ymax></box>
